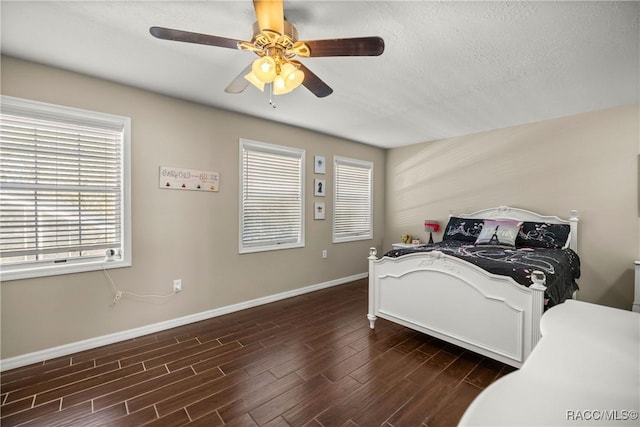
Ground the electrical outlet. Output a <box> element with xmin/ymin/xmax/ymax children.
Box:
<box><xmin>322</xmin><ymin>249</ymin><xmax>328</xmax><ymax>259</ymax></box>
<box><xmin>173</xmin><ymin>279</ymin><xmax>182</xmax><ymax>293</ymax></box>
<box><xmin>104</xmin><ymin>248</ymin><xmax>118</xmax><ymax>262</ymax></box>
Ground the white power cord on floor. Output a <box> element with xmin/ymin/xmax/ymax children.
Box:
<box><xmin>103</xmin><ymin>267</ymin><xmax>177</xmax><ymax>305</ymax></box>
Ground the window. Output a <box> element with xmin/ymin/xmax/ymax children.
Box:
<box><xmin>239</xmin><ymin>139</ymin><xmax>304</xmax><ymax>253</ymax></box>
<box><xmin>333</xmin><ymin>156</ymin><xmax>373</xmax><ymax>243</ymax></box>
<box><xmin>0</xmin><ymin>96</ymin><xmax>131</xmax><ymax>280</ymax></box>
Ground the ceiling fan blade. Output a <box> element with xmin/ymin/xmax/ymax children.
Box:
<box><xmin>293</xmin><ymin>37</ymin><xmax>385</xmax><ymax>57</ymax></box>
<box><xmin>253</xmin><ymin>0</ymin><xmax>284</xmax><ymax>34</ymax></box>
<box><xmin>150</xmin><ymin>26</ymin><xmax>244</xmax><ymax>50</ymax></box>
<box><xmin>225</xmin><ymin>64</ymin><xmax>253</xmax><ymax>94</ymax></box>
<box><xmin>296</xmin><ymin>62</ymin><xmax>333</xmax><ymax>98</ymax></box>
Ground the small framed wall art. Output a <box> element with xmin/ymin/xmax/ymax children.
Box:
<box><xmin>314</xmin><ymin>202</ymin><xmax>325</xmax><ymax>220</ymax></box>
<box><xmin>314</xmin><ymin>178</ymin><xmax>326</xmax><ymax>196</ymax></box>
<box><xmin>314</xmin><ymin>155</ymin><xmax>326</xmax><ymax>174</ymax></box>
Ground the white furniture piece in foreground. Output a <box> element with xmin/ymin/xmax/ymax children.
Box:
<box><xmin>459</xmin><ymin>300</ymin><xmax>640</xmax><ymax>426</ymax></box>
<box><xmin>368</xmin><ymin>206</ymin><xmax>579</xmax><ymax>368</ymax></box>
<box><xmin>633</xmin><ymin>261</ymin><xmax>640</xmax><ymax>313</ymax></box>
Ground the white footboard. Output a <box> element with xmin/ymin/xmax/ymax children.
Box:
<box><xmin>368</xmin><ymin>248</ymin><xmax>546</xmax><ymax>368</ymax></box>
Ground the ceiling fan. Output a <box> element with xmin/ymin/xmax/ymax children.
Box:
<box><xmin>149</xmin><ymin>0</ymin><xmax>384</xmax><ymax>99</ymax></box>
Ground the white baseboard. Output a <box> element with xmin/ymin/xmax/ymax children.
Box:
<box><xmin>0</xmin><ymin>273</ymin><xmax>367</xmax><ymax>372</ymax></box>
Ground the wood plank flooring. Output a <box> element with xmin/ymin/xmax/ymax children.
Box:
<box><xmin>0</xmin><ymin>278</ymin><xmax>515</xmax><ymax>426</ymax></box>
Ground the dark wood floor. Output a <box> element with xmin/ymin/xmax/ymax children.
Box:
<box><xmin>0</xmin><ymin>278</ymin><xmax>514</xmax><ymax>427</ymax></box>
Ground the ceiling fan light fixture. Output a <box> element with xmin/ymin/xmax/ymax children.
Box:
<box><xmin>281</xmin><ymin>63</ymin><xmax>304</xmax><ymax>90</ymax></box>
<box><xmin>273</xmin><ymin>74</ymin><xmax>290</xmax><ymax>95</ymax></box>
<box><xmin>272</xmin><ymin>63</ymin><xmax>304</xmax><ymax>95</ymax></box>
<box><xmin>244</xmin><ymin>71</ymin><xmax>266</xmax><ymax>91</ymax></box>
<box><xmin>252</xmin><ymin>56</ymin><xmax>277</xmax><ymax>83</ymax></box>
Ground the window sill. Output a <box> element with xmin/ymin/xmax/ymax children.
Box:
<box><xmin>0</xmin><ymin>258</ymin><xmax>131</xmax><ymax>282</ymax></box>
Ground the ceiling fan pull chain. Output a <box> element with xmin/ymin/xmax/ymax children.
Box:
<box><xmin>268</xmin><ymin>83</ymin><xmax>276</xmax><ymax>108</ymax></box>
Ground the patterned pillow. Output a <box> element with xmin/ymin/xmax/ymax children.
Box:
<box><xmin>516</xmin><ymin>222</ymin><xmax>571</xmax><ymax>249</ymax></box>
<box><xmin>475</xmin><ymin>220</ymin><xmax>523</xmax><ymax>247</ymax></box>
<box><xmin>442</xmin><ymin>217</ymin><xmax>484</xmax><ymax>243</ymax></box>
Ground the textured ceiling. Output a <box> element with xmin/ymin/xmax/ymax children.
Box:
<box><xmin>1</xmin><ymin>1</ymin><xmax>638</xmax><ymax>148</ymax></box>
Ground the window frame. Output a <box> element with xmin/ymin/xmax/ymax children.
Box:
<box><xmin>332</xmin><ymin>156</ymin><xmax>373</xmax><ymax>243</ymax></box>
<box><xmin>238</xmin><ymin>138</ymin><xmax>305</xmax><ymax>254</ymax></box>
<box><xmin>0</xmin><ymin>95</ymin><xmax>131</xmax><ymax>281</ymax></box>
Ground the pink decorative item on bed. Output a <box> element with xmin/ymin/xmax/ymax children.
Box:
<box><xmin>368</xmin><ymin>206</ymin><xmax>579</xmax><ymax>368</ymax></box>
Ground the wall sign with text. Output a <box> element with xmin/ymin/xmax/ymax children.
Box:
<box><xmin>159</xmin><ymin>166</ymin><xmax>219</xmax><ymax>192</ymax></box>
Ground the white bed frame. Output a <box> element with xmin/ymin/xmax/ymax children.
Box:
<box><xmin>367</xmin><ymin>206</ymin><xmax>579</xmax><ymax>368</ymax></box>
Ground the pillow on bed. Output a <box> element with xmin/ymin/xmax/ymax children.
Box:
<box><xmin>516</xmin><ymin>221</ymin><xmax>571</xmax><ymax>249</ymax></box>
<box><xmin>474</xmin><ymin>220</ymin><xmax>523</xmax><ymax>247</ymax></box>
<box><xmin>442</xmin><ymin>216</ymin><xmax>484</xmax><ymax>243</ymax></box>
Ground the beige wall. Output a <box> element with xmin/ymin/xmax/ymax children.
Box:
<box><xmin>2</xmin><ymin>55</ymin><xmax>637</xmax><ymax>362</ymax></box>
<box><xmin>386</xmin><ymin>104</ymin><xmax>640</xmax><ymax>310</ymax></box>
<box><xmin>0</xmin><ymin>56</ymin><xmax>386</xmax><ymax>359</ymax></box>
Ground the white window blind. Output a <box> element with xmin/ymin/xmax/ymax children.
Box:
<box><xmin>0</xmin><ymin>96</ymin><xmax>131</xmax><ymax>280</ymax></box>
<box><xmin>333</xmin><ymin>156</ymin><xmax>373</xmax><ymax>243</ymax></box>
<box><xmin>239</xmin><ymin>139</ymin><xmax>305</xmax><ymax>253</ymax></box>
